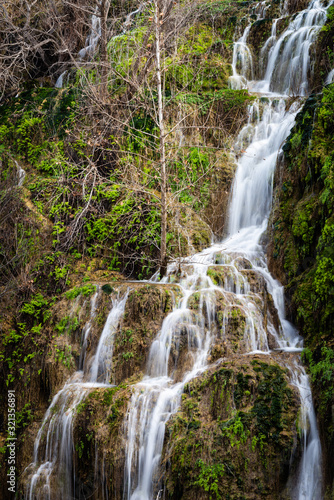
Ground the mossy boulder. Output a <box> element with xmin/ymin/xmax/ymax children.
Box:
<box><xmin>72</xmin><ymin>383</ymin><xmax>133</xmax><ymax>499</ymax></box>
<box><xmin>161</xmin><ymin>356</ymin><xmax>301</xmax><ymax>500</ymax></box>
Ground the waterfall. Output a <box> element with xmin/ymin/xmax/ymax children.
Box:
<box><xmin>24</xmin><ymin>290</ymin><xmax>129</xmax><ymax>499</ymax></box>
<box><xmin>24</xmin><ymin>0</ymin><xmax>328</xmax><ymax>498</ymax></box>
<box><xmin>122</xmin><ymin>1</ymin><xmax>326</xmax><ymax>499</ymax></box>
<box><xmin>230</xmin><ymin>25</ymin><xmax>253</xmax><ymax>90</ymax></box>
<box><xmin>14</xmin><ymin>160</ymin><xmax>26</xmax><ymax>187</ymax></box>
<box><xmin>256</xmin><ymin>0</ymin><xmax>334</xmax><ymax>95</ymax></box>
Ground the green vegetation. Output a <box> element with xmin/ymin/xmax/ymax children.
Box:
<box><xmin>164</xmin><ymin>362</ymin><xmax>297</xmax><ymax>498</ymax></box>
<box><xmin>193</xmin><ymin>459</ymin><xmax>225</xmax><ymax>499</ymax></box>
<box><xmin>221</xmin><ymin>415</ymin><xmax>249</xmax><ymax>449</ymax></box>
<box><xmin>15</xmin><ymin>403</ymin><xmax>34</xmax><ymax>434</ymax></box>
<box><xmin>270</xmin><ymin>84</ymin><xmax>334</xmax><ymax>489</ymax></box>
<box><xmin>303</xmin><ymin>346</ymin><xmax>334</xmax><ymax>415</ymax></box>
<box><xmin>2</xmin><ymin>0</ymin><xmax>333</xmax><ymax>497</ymax></box>
<box><xmin>54</xmin><ymin>344</ymin><xmax>74</xmax><ymax>369</ymax></box>
<box><xmin>1</xmin><ymin>293</ymin><xmax>54</xmax><ymax>386</ymax></box>
<box><xmin>65</xmin><ymin>284</ymin><xmax>96</xmax><ymax>300</ymax></box>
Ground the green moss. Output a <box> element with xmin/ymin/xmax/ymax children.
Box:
<box><xmin>101</xmin><ymin>284</ymin><xmax>114</xmax><ymax>294</ymax></box>
<box><xmin>65</xmin><ymin>284</ymin><xmax>96</xmax><ymax>300</ymax></box>
<box><xmin>251</xmin><ymin>361</ymin><xmax>291</xmax><ymax>443</ymax></box>
<box><xmin>303</xmin><ymin>346</ymin><xmax>334</xmax><ymax>417</ymax></box>
<box><xmin>163</xmin><ymin>361</ymin><xmax>297</xmax><ymax>499</ymax></box>
<box><xmin>291</xmin><ymin>197</ymin><xmax>317</xmax><ymax>258</ymax></box>
<box><xmin>234</xmin><ymin>373</ymin><xmax>252</xmax><ymax>409</ymax></box>
<box><xmin>55</xmin><ymin>316</ymin><xmax>79</xmax><ymax>335</ymax></box>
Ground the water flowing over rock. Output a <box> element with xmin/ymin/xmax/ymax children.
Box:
<box><xmin>22</xmin><ymin>1</ymin><xmax>329</xmax><ymax>498</ymax></box>
<box><xmin>15</xmin><ymin>160</ymin><xmax>26</xmax><ymax>187</ymax></box>
<box><xmin>23</xmin><ymin>290</ymin><xmax>129</xmax><ymax>499</ymax></box>
<box><xmin>231</xmin><ymin>0</ymin><xmax>334</xmax><ymax>95</ymax></box>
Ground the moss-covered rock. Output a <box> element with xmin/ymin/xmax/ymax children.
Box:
<box><xmin>73</xmin><ymin>383</ymin><xmax>133</xmax><ymax>499</ymax></box>
<box><xmin>161</xmin><ymin>356</ymin><xmax>300</xmax><ymax>500</ymax></box>
<box><xmin>267</xmin><ymin>87</ymin><xmax>334</xmax><ymax>496</ymax></box>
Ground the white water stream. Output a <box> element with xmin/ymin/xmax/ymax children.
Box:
<box><xmin>55</xmin><ymin>1</ymin><xmax>146</xmax><ymax>87</ymax></box>
<box><xmin>123</xmin><ymin>1</ymin><xmax>328</xmax><ymax>498</ymax></box>
<box><xmin>24</xmin><ymin>290</ymin><xmax>129</xmax><ymax>499</ymax></box>
<box><xmin>14</xmin><ymin>159</ymin><xmax>26</xmax><ymax>187</ymax></box>
<box><xmin>25</xmin><ymin>0</ymin><xmax>329</xmax><ymax>498</ymax></box>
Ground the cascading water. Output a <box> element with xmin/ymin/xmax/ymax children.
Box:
<box><xmin>55</xmin><ymin>2</ymin><xmax>146</xmax><ymax>87</ymax></box>
<box><xmin>288</xmin><ymin>360</ymin><xmax>323</xmax><ymax>498</ymax></box>
<box><xmin>78</xmin><ymin>7</ymin><xmax>102</xmax><ymax>61</ymax></box>
<box><xmin>14</xmin><ymin>159</ymin><xmax>26</xmax><ymax>187</ymax></box>
<box><xmin>231</xmin><ymin>0</ymin><xmax>334</xmax><ymax>95</ymax></box>
<box><xmin>25</xmin><ymin>1</ymin><xmax>329</xmax><ymax>498</ymax></box>
<box><xmin>260</xmin><ymin>0</ymin><xmax>329</xmax><ymax>95</ymax></box>
<box><xmin>122</xmin><ymin>1</ymin><xmax>328</xmax><ymax>499</ymax></box>
<box><xmin>325</xmin><ymin>67</ymin><xmax>334</xmax><ymax>84</ymax></box>
<box><xmin>24</xmin><ymin>289</ymin><xmax>129</xmax><ymax>499</ymax></box>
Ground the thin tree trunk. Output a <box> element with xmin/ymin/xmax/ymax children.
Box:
<box><xmin>155</xmin><ymin>0</ymin><xmax>167</xmax><ymax>277</ymax></box>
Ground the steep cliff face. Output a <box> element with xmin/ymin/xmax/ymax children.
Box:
<box><xmin>267</xmin><ymin>84</ymin><xmax>334</xmax><ymax>498</ymax></box>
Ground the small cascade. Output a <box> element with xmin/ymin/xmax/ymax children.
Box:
<box><xmin>231</xmin><ymin>0</ymin><xmax>334</xmax><ymax>95</ymax></box>
<box><xmin>78</xmin><ymin>290</ymin><xmax>99</xmax><ymax>371</ymax></box>
<box><xmin>254</xmin><ymin>1</ymin><xmax>269</xmax><ymax>19</ymax></box>
<box><xmin>259</xmin><ymin>18</ymin><xmax>279</xmax><ymax>76</ymax></box>
<box><xmin>54</xmin><ymin>71</ymin><xmax>68</xmax><ymax>89</ymax></box>
<box><xmin>26</xmin><ymin>374</ymin><xmax>95</xmax><ymax>500</ymax></box>
<box><xmin>15</xmin><ymin>160</ymin><xmax>26</xmax><ymax>187</ymax></box>
<box><xmin>24</xmin><ymin>290</ymin><xmax>129</xmax><ymax>499</ymax></box>
<box><xmin>90</xmin><ymin>291</ymin><xmax>129</xmax><ymax>383</ymax></box>
<box><xmin>78</xmin><ymin>8</ymin><xmax>102</xmax><ymax>60</ymax></box>
<box><xmin>262</xmin><ymin>0</ymin><xmax>333</xmax><ymax>95</ymax></box>
<box><xmin>228</xmin><ymin>98</ymin><xmax>297</xmax><ymax>235</ymax></box>
<box><xmin>230</xmin><ymin>25</ymin><xmax>254</xmax><ymax>89</ymax></box>
<box><xmin>263</xmin><ymin>0</ymin><xmax>326</xmax><ymax>95</ymax></box>
<box><xmin>288</xmin><ymin>361</ymin><xmax>322</xmax><ymax>499</ymax></box>
<box><xmin>123</xmin><ymin>2</ymin><xmax>147</xmax><ymax>31</ymax></box>
<box><xmin>325</xmin><ymin>67</ymin><xmax>334</xmax><ymax>84</ymax></box>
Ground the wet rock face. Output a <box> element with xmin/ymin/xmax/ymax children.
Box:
<box><xmin>37</xmin><ymin>260</ymin><xmax>291</xmax><ymax>500</ymax></box>
<box><xmin>267</xmin><ymin>88</ymin><xmax>334</xmax><ymax>495</ymax></box>
<box><xmin>161</xmin><ymin>357</ymin><xmax>301</xmax><ymax>500</ymax></box>
<box><xmin>14</xmin><ymin>262</ymin><xmax>304</xmax><ymax>498</ymax></box>
<box><xmin>112</xmin><ymin>284</ymin><xmax>181</xmax><ymax>384</ymax></box>
<box><xmin>72</xmin><ymin>384</ymin><xmax>132</xmax><ymax>500</ymax></box>
<box><xmin>6</xmin><ymin>0</ymin><xmax>331</xmax><ymax>496</ymax></box>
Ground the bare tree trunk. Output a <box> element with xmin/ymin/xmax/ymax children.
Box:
<box><xmin>155</xmin><ymin>0</ymin><xmax>167</xmax><ymax>276</ymax></box>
